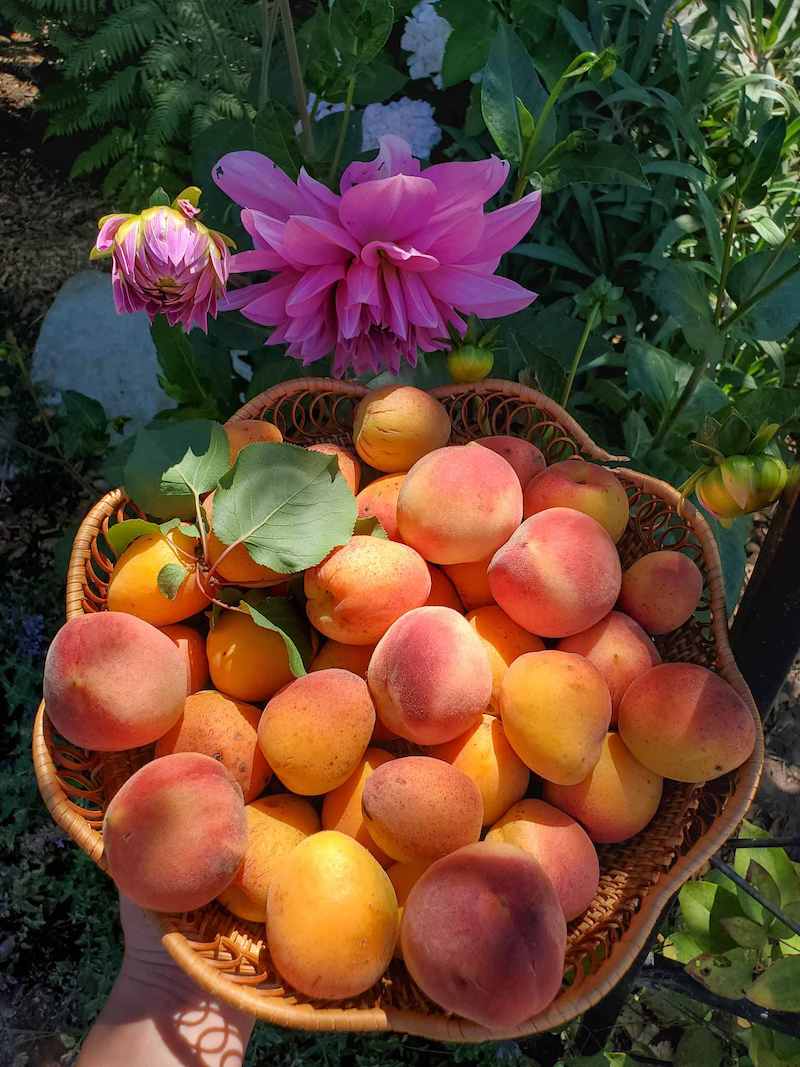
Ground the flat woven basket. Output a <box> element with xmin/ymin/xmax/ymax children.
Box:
<box><xmin>33</xmin><ymin>378</ymin><xmax>764</xmax><ymax>1041</ymax></box>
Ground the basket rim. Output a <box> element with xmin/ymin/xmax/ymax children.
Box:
<box><xmin>33</xmin><ymin>377</ymin><xmax>764</xmax><ymax>1040</ymax></box>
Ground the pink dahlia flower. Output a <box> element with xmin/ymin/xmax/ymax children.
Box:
<box><xmin>91</xmin><ymin>187</ymin><xmax>232</xmax><ymax>333</ymax></box>
<box><xmin>213</xmin><ymin>136</ymin><xmax>541</xmax><ymax>375</ymax></box>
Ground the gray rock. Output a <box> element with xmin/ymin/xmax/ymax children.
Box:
<box><xmin>32</xmin><ymin>271</ymin><xmax>174</xmax><ymax>429</ymax></box>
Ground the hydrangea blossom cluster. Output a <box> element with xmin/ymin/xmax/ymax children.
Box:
<box><xmin>361</xmin><ymin>99</ymin><xmax>442</xmax><ymax>159</ymax></box>
<box><xmin>213</xmin><ymin>135</ymin><xmax>541</xmax><ymax>377</ymax></box>
<box><xmin>400</xmin><ymin>0</ymin><xmax>452</xmax><ymax>87</ymax></box>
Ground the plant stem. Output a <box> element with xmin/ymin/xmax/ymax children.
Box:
<box><xmin>720</xmin><ymin>255</ymin><xmax>800</xmax><ymax>332</ymax></box>
<box><xmin>327</xmin><ymin>76</ymin><xmax>356</xmax><ymax>184</ymax></box>
<box><xmin>715</xmin><ymin>196</ymin><xmax>740</xmax><ymax>325</ymax></box>
<box><xmin>193</xmin><ymin>491</ymin><xmax>209</xmax><ymax>565</ymax></box>
<box><xmin>277</xmin><ymin>0</ymin><xmax>314</xmax><ymax>158</ymax></box>
<box><xmin>747</xmin><ymin>213</ymin><xmax>800</xmax><ymax>296</ymax></box>
<box><xmin>560</xmin><ymin>304</ymin><xmax>600</xmax><ymax>409</ymax></box>
<box><xmin>650</xmin><ymin>357</ymin><xmax>707</xmax><ymax>451</ymax></box>
<box><xmin>258</xmin><ymin>0</ymin><xmax>279</xmax><ymax>109</ymax></box>
<box><xmin>196</xmin><ymin>0</ymin><xmax>238</xmax><ymax>97</ymax></box>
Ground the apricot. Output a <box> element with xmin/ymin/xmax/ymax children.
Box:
<box><xmin>107</xmin><ymin>527</ymin><xmax>210</xmax><ymax>626</ymax></box>
<box><xmin>368</xmin><ymin>606</ymin><xmax>492</xmax><ymax>745</ymax></box>
<box><xmin>477</xmin><ymin>435</ymin><xmax>546</xmax><ymax>488</ymax></box>
<box><xmin>486</xmin><ymin>799</ymin><xmax>599</xmax><ymax>920</ymax></box>
<box><xmin>355</xmin><ymin>473</ymin><xmax>405</xmax><ymax>539</ymax></box>
<box><xmin>361</xmin><ymin>756</ymin><xmax>483</xmax><ymax>863</ymax></box>
<box><xmin>428</xmin><ymin>714</ymin><xmax>529</xmax><ymax>825</ymax></box>
<box><xmin>204</xmin><ymin>493</ymin><xmax>284</xmax><ymax>586</ymax></box>
<box><xmin>488</xmin><ymin>508</ymin><xmax>622</xmax><ymax>638</ymax></box>
<box><xmin>310</xmin><ymin>640</ymin><xmax>375</xmax><ymax>678</ymax></box>
<box><xmin>544</xmin><ymin>733</ymin><xmax>663</xmax><ymax>844</ymax></box>
<box><xmin>617</xmin><ymin>663</ymin><xmax>756</xmax><ymax>782</ymax></box>
<box><xmin>304</xmin><ymin>536</ymin><xmax>431</xmax><ymax>645</ymax></box>
<box><xmin>155</xmin><ymin>690</ymin><xmax>271</xmax><ymax>802</ymax></box>
<box><xmin>523</xmin><ymin>460</ymin><xmax>630</xmax><ymax>543</ymax></box>
<box><xmin>159</xmin><ymin>623</ymin><xmax>209</xmax><ymax>693</ymax></box>
<box><xmin>258</xmin><ymin>669</ymin><xmax>374</xmax><ymax>794</ymax></box>
<box><xmin>224</xmin><ymin>418</ymin><xmax>283</xmax><ymax>462</ymax></box>
<box><xmin>43</xmin><ymin>612</ymin><xmax>186</xmax><ymax>751</ymax></box>
<box><xmin>353</xmin><ymin>385</ymin><xmax>451</xmax><ymax>472</ymax></box>
<box><xmin>466</xmin><ymin>605</ymin><xmax>546</xmax><ymax>713</ymax></box>
<box><xmin>322</xmin><ymin>747</ymin><xmax>394</xmax><ymax>864</ymax></box>
<box><xmin>307</xmin><ymin>443</ymin><xmax>361</xmax><ymax>494</ymax></box>
<box><xmin>103</xmin><ymin>752</ymin><xmax>246</xmax><ymax>911</ymax></box>
<box><xmin>425</xmin><ymin>564</ymin><xmax>463</xmax><ymax>610</ymax></box>
<box><xmin>397</xmin><ymin>444</ymin><xmax>522</xmax><ymax>565</ymax></box>
<box><xmin>401</xmin><ymin>843</ymin><xmax>566</xmax><ymax>1028</ymax></box>
<box><xmin>618</xmin><ymin>550</ymin><xmax>703</xmax><ymax>635</ymax></box>
<box><xmin>442</xmin><ymin>557</ymin><xmax>493</xmax><ymax>610</ymax></box>
<box><xmin>207</xmin><ymin>609</ymin><xmax>293</xmax><ymax>703</ymax></box>
<box><xmin>500</xmin><ymin>650</ymin><xmax>611</xmax><ymax>785</ymax></box>
<box><xmin>557</xmin><ymin>611</ymin><xmax>661</xmax><ymax>723</ymax></box>
<box><xmin>388</xmin><ymin>859</ymin><xmax>430</xmax><ymax>958</ymax></box>
<box><xmin>217</xmin><ymin>794</ymin><xmax>319</xmax><ymax>922</ymax></box>
<box><xmin>267</xmin><ymin>831</ymin><xmax>398</xmax><ymax>999</ymax></box>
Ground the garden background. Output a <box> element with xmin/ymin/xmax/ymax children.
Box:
<box><xmin>2</xmin><ymin>0</ymin><xmax>800</xmax><ymax>1063</ymax></box>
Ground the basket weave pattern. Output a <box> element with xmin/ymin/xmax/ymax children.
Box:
<box><xmin>33</xmin><ymin>379</ymin><xmax>764</xmax><ymax>1041</ymax></box>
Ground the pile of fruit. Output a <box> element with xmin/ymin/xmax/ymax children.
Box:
<box><xmin>42</xmin><ymin>385</ymin><xmax>757</xmax><ymax>1030</ymax></box>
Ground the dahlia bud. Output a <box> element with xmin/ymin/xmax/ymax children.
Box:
<box><xmin>696</xmin><ymin>454</ymin><xmax>788</xmax><ymax>523</ymax></box>
<box><xmin>447</xmin><ymin>344</ymin><xmax>494</xmax><ymax>383</ymax></box>
<box><xmin>90</xmin><ymin>187</ymin><xmax>233</xmax><ymax>333</ymax></box>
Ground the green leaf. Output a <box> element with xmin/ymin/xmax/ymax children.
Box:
<box><xmin>58</xmin><ymin>390</ymin><xmax>110</xmax><ymax>459</ymax></box>
<box><xmin>627</xmin><ymin>341</ymin><xmax>679</xmax><ymax>414</ymax></box>
<box><xmin>568</xmin><ymin>1055</ymin><xmax>637</xmax><ymax>1067</ymax></box>
<box><xmin>748</xmin><ymin>860</ymin><xmax>782</xmax><ymax>912</ymax></box>
<box><xmin>328</xmin><ymin>0</ymin><xmax>394</xmax><ymax>69</ymax></box>
<box><xmin>352</xmin><ymin>60</ymin><xmax>407</xmax><ymax>105</ymax></box>
<box><xmin>721</xmin><ymin>916</ymin><xmax>770</xmax><ymax>948</ymax></box>
<box><xmin>105</xmin><ymin>518</ymin><xmax>163</xmax><ymax>557</ymax></box>
<box><xmin>769</xmin><ymin>899</ymin><xmax>800</xmax><ymax>944</ymax></box>
<box><xmin>735</xmin><ymin>821</ymin><xmax>800</xmax><ymax>905</ymax></box>
<box><xmin>736</xmin><ymin>387</ymin><xmax>800</xmax><ymax>431</ymax></box>
<box><xmin>623</xmin><ymin>410</ymin><xmax>654</xmax><ymax>460</ymax></box>
<box><xmin>157</xmin><ymin>562</ymin><xmax>189</xmax><ymax>600</ymax></box>
<box><xmin>442</xmin><ymin>15</ymin><xmax>492</xmax><ymax>87</ymax></box>
<box><xmin>481</xmin><ymin>22</ymin><xmax>549</xmax><ymax>162</ymax></box>
<box><xmin>538</xmin><ymin>142</ymin><xmax>649</xmax><ymax>192</ymax></box>
<box><xmin>516</xmin><ymin>97</ymin><xmax>535</xmax><ymax>141</ymax></box>
<box><xmin>649</xmin><ymin>262</ymin><xmax>718</xmax><ymax>352</ymax></box>
<box><xmin>212</xmin><ymin>443</ymin><xmax>357</xmax><ymax>574</ymax></box>
<box><xmin>687</xmin><ymin>947</ymin><xmax>756</xmax><ymax>998</ymax></box>
<box><xmin>675</xmin><ymin>1027</ymin><xmax>724</xmax><ymax>1067</ymax></box>
<box><xmin>727</xmin><ymin>246</ymin><xmax>800</xmax><ymax>341</ymax></box>
<box><xmin>662</xmin><ymin>930</ymin><xmax>707</xmax><ymax>963</ymax></box>
<box><xmin>240</xmin><ymin>597</ymin><xmax>311</xmax><ymax>678</ymax></box>
<box><xmin>679</xmin><ymin>880</ymin><xmax>740</xmax><ymax>953</ymax></box>
<box><xmin>702</xmin><ymin>513</ymin><xmax>752</xmax><ymax>614</ymax></box>
<box><xmin>747</xmin><ymin>956</ymin><xmax>800</xmax><ymax>1011</ymax></box>
<box><xmin>737</xmin><ymin>116</ymin><xmax>787</xmax><ymax>207</ymax></box>
<box><xmin>749</xmin><ymin>1025</ymin><xmax>800</xmax><ymax>1067</ymax></box>
<box><xmin>353</xmin><ymin>516</ymin><xmax>389</xmax><ymax>538</ymax></box>
<box><xmin>151</xmin><ymin>317</ymin><xmax>218</xmax><ymax>414</ymax></box>
<box><xmin>253</xmin><ymin>102</ymin><xmax>302</xmax><ymax>182</ymax></box>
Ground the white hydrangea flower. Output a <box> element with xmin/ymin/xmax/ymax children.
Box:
<box><xmin>400</xmin><ymin>0</ymin><xmax>451</xmax><ymax>88</ymax></box>
<box><xmin>306</xmin><ymin>93</ymin><xmax>346</xmax><ymax>123</ymax></box>
<box><xmin>361</xmin><ymin>98</ymin><xmax>442</xmax><ymax>159</ymax></box>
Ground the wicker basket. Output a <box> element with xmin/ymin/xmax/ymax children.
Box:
<box><xmin>33</xmin><ymin>379</ymin><xmax>764</xmax><ymax>1041</ymax></box>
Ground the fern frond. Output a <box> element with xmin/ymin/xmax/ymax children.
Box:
<box><xmin>69</xmin><ymin>3</ymin><xmax>168</xmax><ymax>75</ymax></box>
<box><xmin>87</xmin><ymin>65</ymin><xmax>140</xmax><ymax>118</ymax></box>
<box><xmin>70</xmin><ymin>127</ymin><xmax>135</xmax><ymax>178</ymax></box>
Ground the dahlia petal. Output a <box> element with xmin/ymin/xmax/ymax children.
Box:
<box><xmin>242</xmin><ymin>210</ymin><xmax>290</xmax><ymax>258</ymax></box>
<box><xmin>344</xmin><ymin>260</ymin><xmax>381</xmax><ymax>307</ymax></box>
<box><xmin>335</xmin><ymin>284</ymin><xmax>363</xmax><ymax>339</ymax></box>
<box><xmin>212</xmin><ymin>151</ymin><xmax>305</xmax><ymax>218</ymax></box>
<box><xmin>411</xmin><ymin>208</ymin><xmax>485</xmax><ymax>262</ymax></box>
<box><xmin>398</xmin><ymin>271</ymin><xmax>442</xmax><ymax>329</ymax></box>
<box><xmin>238</xmin><ymin>275</ymin><xmax>296</xmax><ymax>324</ymax></box>
<box><xmin>282</xmin><ymin>216</ymin><xmax>361</xmax><ymax>266</ymax></box>
<box><xmin>339</xmin><ymin>175</ymin><xmax>437</xmax><ymax>244</ymax></box>
<box><xmin>340</xmin><ymin>135</ymin><xmax>421</xmax><ymax>192</ymax></box>
<box><xmin>94</xmin><ymin>213</ymin><xmax>132</xmax><ymax>255</ymax></box>
<box><xmin>421</xmin><ymin>157</ymin><xmax>509</xmax><ymax>210</ymax></box>
<box><xmin>219</xmin><ymin>282</ymin><xmax>271</xmax><ymax>312</ymax></box>
<box><xmin>230</xmin><ymin>249</ymin><xmax>285</xmax><ymax>273</ymax></box>
<box><xmin>360</xmin><ymin>241</ymin><xmax>439</xmax><ymax>272</ymax></box>
<box><xmin>297</xmin><ymin>167</ymin><xmax>341</xmax><ymax>222</ymax></box>
<box><xmin>381</xmin><ymin>264</ymin><xmax>408</xmax><ymax>340</ymax></box>
<box><xmin>285</xmin><ymin>263</ymin><xmax>345</xmax><ymax>315</ymax></box>
<box><xmin>425</xmin><ymin>266</ymin><xmax>538</xmax><ymax>318</ymax></box>
<box><xmin>460</xmin><ymin>189</ymin><xmax>542</xmax><ymax>263</ymax></box>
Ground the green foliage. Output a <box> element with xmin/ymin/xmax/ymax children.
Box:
<box><xmin>240</xmin><ymin>595</ymin><xmax>312</xmax><ymax>677</ymax></box>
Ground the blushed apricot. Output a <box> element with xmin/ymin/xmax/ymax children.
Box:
<box><xmin>159</xmin><ymin>623</ymin><xmax>209</xmax><ymax>694</ymax></box>
<box><xmin>322</xmin><ymin>747</ymin><xmax>394</xmax><ymax>864</ymax></box>
<box><xmin>356</xmin><ymin>473</ymin><xmax>405</xmax><ymax>539</ymax></box>
<box><xmin>442</xmin><ymin>557</ymin><xmax>493</xmax><ymax>610</ymax></box>
<box><xmin>466</xmin><ymin>605</ymin><xmax>545</xmax><ymax>713</ymax></box>
<box><xmin>107</xmin><ymin>527</ymin><xmax>210</xmax><ymax>626</ymax></box>
<box><xmin>523</xmin><ymin>460</ymin><xmax>630</xmax><ymax>543</ymax></box>
<box><xmin>307</xmin><ymin>443</ymin><xmax>361</xmax><ymax>494</ymax></box>
<box><xmin>224</xmin><ymin>419</ymin><xmax>282</xmax><ymax>462</ymax></box>
<box><xmin>353</xmin><ymin>386</ymin><xmax>451</xmax><ymax>472</ymax></box>
<box><xmin>477</xmin><ymin>436</ymin><xmax>546</xmax><ymax>488</ymax></box>
<box><xmin>618</xmin><ymin>551</ymin><xmax>703</xmax><ymax>635</ymax></box>
<box><xmin>207</xmin><ymin>609</ymin><xmax>293</xmax><ymax>703</ymax></box>
<box><xmin>425</xmin><ymin>564</ymin><xmax>463</xmax><ymax>610</ymax></box>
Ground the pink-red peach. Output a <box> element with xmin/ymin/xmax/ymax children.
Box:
<box><xmin>477</xmin><ymin>436</ymin><xmax>546</xmax><ymax>488</ymax></box>
<box><xmin>523</xmin><ymin>460</ymin><xmax>630</xmax><ymax>542</ymax></box>
<box><xmin>159</xmin><ymin>623</ymin><xmax>209</xmax><ymax>693</ymax></box>
<box><xmin>618</xmin><ymin>551</ymin><xmax>703</xmax><ymax>634</ymax></box>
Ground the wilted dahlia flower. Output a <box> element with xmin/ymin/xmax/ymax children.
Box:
<box><xmin>214</xmin><ymin>136</ymin><xmax>541</xmax><ymax>376</ymax></box>
<box><xmin>91</xmin><ymin>188</ymin><xmax>232</xmax><ymax>333</ymax></box>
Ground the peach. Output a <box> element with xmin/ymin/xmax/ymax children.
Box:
<box><xmin>401</xmin><ymin>843</ymin><xmax>567</xmax><ymax>1028</ymax></box>
<box><xmin>103</xmin><ymin>752</ymin><xmax>247</xmax><ymax>911</ymax></box>
<box><xmin>304</xmin><ymin>536</ymin><xmax>431</xmax><ymax>645</ymax></box>
<box><xmin>488</xmin><ymin>508</ymin><xmax>622</xmax><ymax>638</ymax></box>
<box><xmin>367</xmin><ymin>606</ymin><xmax>492</xmax><ymax>745</ymax></box>
<box><xmin>155</xmin><ymin>690</ymin><xmax>271</xmax><ymax>802</ymax></box>
<box><xmin>267</xmin><ymin>831</ymin><xmax>398</xmax><ymax>999</ymax></box>
<box><xmin>224</xmin><ymin>418</ymin><xmax>283</xmax><ymax>462</ymax></box>
<box><xmin>362</xmin><ymin>756</ymin><xmax>483</xmax><ymax>863</ymax></box>
<box><xmin>107</xmin><ymin>527</ymin><xmax>210</xmax><ymax>626</ymax></box>
<box><xmin>544</xmin><ymin>733</ymin><xmax>663</xmax><ymax>844</ymax></box>
<box><xmin>204</xmin><ymin>494</ymin><xmax>284</xmax><ymax>586</ymax></box>
<box><xmin>618</xmin><ymin>551</ymin><xmax>703</xmax><ymax>635</ymax></box>
<box><xmin>557</xmin><ymin>611</ymin><xmax>661</xmax><ymax>722</ymax></box>
<box><xmin>442</xmin><ymin>557</ymin><xmax>493</xmax><ymax>610</ymax></box>
<box><xmin>43</xmin><ymin>612</ymin><xmax>187</xmax><ymax>751</ymax></box>
<box><xmin>500</xmin><ymin>650</ymin><xmax>611</xmax><ymax>784</ymax></box>
<box><xmin>307</xmin><ymin>443</ymin><xmax>361</xmax><ymax>494</ymax></box>
<box><xmin>258</xmin><ymin>669</ymin><xmax>375</xmax><ymax>794</ymax></box>
<box><xmin>356</xmin><ymin>473</ymin><xmax>405</xmax><ymax>539</ymax></box>
<box><xmin>397</xmin><ymin>444</ymin><xmax>523</xmax><ymax>565</ymax></box>
<box><xmin>159</xmin><ymin>623</ymin><xmax>209</xmax><ymax>693</ymax></box>
<box><xmin>486</xmin><ymin>799</ymin><xmax>599</xmax><ymax>920</ymax></box>
<box><xmin>523</xmin><ymin>459</ymin><xmax>630</xmax><ymax>542</ymax></box>
<box><xmin>322</xmin><ymin>747</ymin><xmax>394</xmax><ymax>864</ymax></box>
<box><xmin>353</xmin><ymin>385</ymin><xmax>451</xmax><ymax>472</ymax></box>
<box><xmin>428</xmin><ymin>714</ymin><xmax>529</xmax><ymax>825</ymax></box>
<box><xmin>218</xmin><ymin>794</ymin><xmax>320</xmax><ymax>922</ymax></box>
<box><xmin>477</xmin><ymin>435</ymin><xmax>546</xmax><ymax>488</ymax></box>
<box><xmin>466</xmin><ymin>605</ymin><xmax>546</xmax><ymax>713</ymax></box>
<box><xmin>207</xmin><ymin>609</ymin><xmax>293</xmax><ymax>703</ymax></box>
<box><xmin>310</xmin><ymin>640</ymin><xmax>375</xmax><ymax>678</ymax></box>
<box><xmin>618</xmin><ymin>663</ymin><xmax>756</xmax><ymax>782</ymax></box>
<box><xmin>425</xmin><ymin>564</ymin><xmax>463</xmax><ymax>610</ymax></box>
